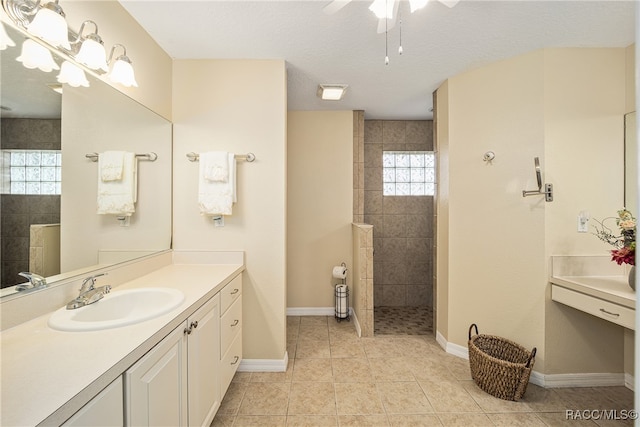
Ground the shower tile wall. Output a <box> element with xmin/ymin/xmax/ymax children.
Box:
<box><xmin>364</xmin><ymin>120</ymin><xmax>434</xmax><ymax>307</ymax></box>
<box><xmin>1</xmin><ymin>119</ymin><xmax>61</xmax><ymax>287</ymax></box>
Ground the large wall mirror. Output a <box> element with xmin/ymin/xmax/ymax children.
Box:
<box><xmin>625</xmin><ymin>111</ymin><xmax>637</xmax><ymax>213</ymax></box>
<box><xmin>0</xmin><ymin>23</ymin><xmax>172</xmax><ymax>298</ymax></box>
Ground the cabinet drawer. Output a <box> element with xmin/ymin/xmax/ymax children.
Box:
<box><xmin>221</xmin><ymin>298</ymin><xmax>242</xmax><ymax>354</ymax></box>
<box><xmin>221</xmin><ymin>275</ymin><xmax>242</xmax><ymax>314</ymax></box>
<box><xmin>220</xmin><ymin>332</ymin><xmax>242</xmax><ymax>396</ymax></box>
<box><xmin>552</xmin><ymin>285</ymin><xmax>635</xmax><ymax>330</ymax></box>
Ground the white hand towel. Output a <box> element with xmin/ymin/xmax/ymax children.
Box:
<box><xmin>99</xmin><ymin>151</ymin><xmax>124</xmax><ymax>181</ymax></box>
<box><xmin>97</xmin><ymin>152</ymin><xmax>137</xmax><ymax>215</ymax></box>
<box><xmin>201</xmin><ymin>151</ymin><xmax>229</xmax><ymax>182</ymax></box>
<box><xmin>198</xmin><ymin>153</ymin><xmax>236</xmax><ymax>215</ymax></box>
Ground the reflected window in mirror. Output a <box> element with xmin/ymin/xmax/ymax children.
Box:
<box><xmin>2</xmin><ymin>149</ymin><xmax>62</xmax><ymax>194</ymax></box>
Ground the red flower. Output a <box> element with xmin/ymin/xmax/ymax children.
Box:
<box><xmin>611</xmin><ymin>246</ymin><xmax>635</xmax><ymax>266</ymax></box>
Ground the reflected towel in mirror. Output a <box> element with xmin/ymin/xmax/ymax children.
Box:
<box><xmin>97</xmin><ymin>151</ymin><xmax>137</xmax><ymax>215</ymax></box>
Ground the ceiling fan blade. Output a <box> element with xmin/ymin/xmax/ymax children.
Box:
<box><xmin>323</xmin><ymin>0</ymin><xmax>352</xmax><ymax>15</ymax></box>
<box><xmin>438</xmin><ymin>0</ymin><xmax>460</xmax><ymax>8</ymax></box>
<box><xmin>376</xmin><ymin>0</ymin><xmax>399</xmax><ymax>33</ymax></box>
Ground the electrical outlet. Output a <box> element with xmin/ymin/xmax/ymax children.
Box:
<box><xmin>577</xmin><ymin>211</ymin><xmax>590</xmax><ymax>233</ymax></box>
<box><xmin>213</xmin><ymin>216</ymin><xmax>225</xmax><ymax>227</ymax></box>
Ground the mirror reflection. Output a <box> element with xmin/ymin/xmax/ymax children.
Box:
<box><xmin>0</xmin><ymin>23</ymin><xmax>172</xmax><ymax>296</ymax></box>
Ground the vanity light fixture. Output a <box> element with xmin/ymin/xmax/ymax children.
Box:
<box><xmin>57</xmin><ymin>60</ymin><xmax>89</xmax><ymax>87</ymax></box>
<box><xmin>0</xmin><ymin>21</ymin><xmax>15</xmax><ymax>50</ymax></box>
<box><xmin>317</xmin><ymin>84</ymin><xmax>348</xmax><ymax>101</ymax></box>
<box><xmin>1</xmin><ymin>0</ymin><xmax>138</xmax><ymax>88</ymax></box>
<box><xmin>16</xmin><ymin>38</ymin><xmax>59</xmax><ymax>72</ymax></box>
<box><xmin>107</xmin><ymin>44</ymin><xmax>137</xmax><ymax>88</ymax></box>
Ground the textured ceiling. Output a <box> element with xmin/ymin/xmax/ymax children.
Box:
<box><xmin>120</xmin><ymin>0</ymin><xmax>635</xmax><ymax>120</ymax></box>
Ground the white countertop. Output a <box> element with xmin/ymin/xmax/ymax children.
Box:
<box><xmin>0</xmin><ymin>263</ymin><xmax>244</xmax><ymax>427</ymax></box>
<box><xmin>550</xmin><ymin>275</ymin><xmax>635</xmax><ymax>309</ymax></box>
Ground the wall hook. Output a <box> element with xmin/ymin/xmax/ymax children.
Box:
<box><xmin>483</xmin><ymin>151</ymin><xmax>495</xmax><ymax>162</ymax></box>
<box><xmin>522</xmin><ymin>157</ymin><xmax>553</xmax><ymax>202</ymax></box>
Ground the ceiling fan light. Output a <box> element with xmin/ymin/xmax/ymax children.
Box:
<box><xmin>76</xmin><ymin>37</ymin><xmax>108</xmax><ymax>72</ymax></box>
<box><xmin>16</xmin><ymin>39</ymin><xmax>60</xmax><ymax>72</ymax></box>
<box><xmin>0</xmin><ymin>22</ymin><xmax>16</xmax><ymax>50</ymax></box>
<box><xmin>369</xmin><ymin>0</ymin><xmax>394</xmax><ymax>19</ymax></box>
<box><xmin>109</xmin><ymin>56</ymin><xmax>138</xmax><ymax>87</ymax></box>
<box><xmin>409</xmin><ymin>0</ymin><xmax>429</xmax><ymax>12</ymax></box>
<box><xmin>317</xmin><ymin>84</ymin><xmax>348</xmax><ymax>101</ymax></box>
<box><xmin>57</xmin><ymin>60</ymin><xmax>90</xmax><ymax>87</ymax></box>
<box><xmin>26</xmin><ymin>3</ymin><xmax>71</xmax><ymax>50</ymax></box>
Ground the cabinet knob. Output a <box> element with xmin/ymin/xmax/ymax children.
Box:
<box><xmin>231</xmin><ymin>356</ymin><xmax>239</xmax><ymax>365</ymax></box>
<box><xmin>184</xmin><ymin>326</ymin><xmax>192</xmax><ymax>335</ymax></box>
<box><xmin>190</xmin><ymin>321</ymin><xmax>199</xmax><ymax>329</ymax></box>
<box><xmin>231</xmin><ymin>319</ymin><xmax>239</xmax><ymax>327</ymax></box>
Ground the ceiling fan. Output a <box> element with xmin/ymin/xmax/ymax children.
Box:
<box><xmin>323</xmin><ymin>0</ymin><xmax>460</xmax><ymax>33</ymax></box>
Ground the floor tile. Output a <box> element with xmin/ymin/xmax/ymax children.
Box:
<box><xmin>331</xmin><ymin>358</ymin><xmax>373</xmax><ymax>382</ymax></box>
<box><xmin>288</xmin><ymin>382</ymin><xmax>336</xmax><ymax>415</ymax></box>
<box><xmin>330</xmin><ymin>339</ymin><xmax>367</xmax><ymax>358</ymax></box>
<box><xmin>296</xmin><ymin>339</ymin><xmax>331</xmax><ymax>358</ymax></box>
<box><xmin>285</xmin><ymin>415</ymin><xmax>338</xmax><ymax>426</ymax></box>
<box><xmin>368</xmin><ymin>357</ymin><xmax>415</xmax><ymax>381</ymax></box>
<box><xmin>387</xmin><ymin>414</ymin><xmax>443</xmax><ymax>426</ymax></box>
<box><xmin>217</xmin><ymin>381</ymin><xmax>248</xmax><ymax>415</ymax></box>
<box><xmin>377</xmin><ymin>381</ymin><xmax>435</xmax><ymax>414</ymax></box>
<box><xmin>486</xmin><ymin>412</ymin><xmax>547</xmax><ymax>426</ymax></box>
<box><xmin>238</xmin><ymin>382</ymin><xmax>291</xmax><ymax>415</ymax></box>
<box><xmin>337</xmin><ymin>414</ymin><xmax>390</xmax><ymax>426</ymax></box>
<box><xmin>335</xmin><ymin>382</ymin><xmax>385</xmax><ymax>415</ymax></box>
<box><xmin>292</xmin><ymin>358</ymin><xmax>333</xmax><ymax>382</ymax></box>
<box><xmin>436</xmin><ymin>412</ymin><xmax>494</xmax><ymax>426</ymax></box>
<box><xmin>234</xmin><ymin>415</ymin><xmax>287</xmax><ymax>426</ymax></box>
<box><xmin>418</xmin><ymin>380</ymin><xmax>482</xmax><ymax>413</ymax></box>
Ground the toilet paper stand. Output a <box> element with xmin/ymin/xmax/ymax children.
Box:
<box><xmin>335</xmin><ymin>262</ymin><xmax>350</xmax><ymax>322</ymax></box>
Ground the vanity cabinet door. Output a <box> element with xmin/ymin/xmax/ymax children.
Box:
<box><xmin>63</xmin><ymin>376</ymin><xmax>123</xmax><ymax>426</ymax></box>
<box><xmin>125</xmin><ymin>322</ymin><xmax>188</xmax><ymax>427</ymax></box>
<box><xmin>187</xmin><ymin>294</ymin><xmax>221</xmax><ymax>427</ymax></box>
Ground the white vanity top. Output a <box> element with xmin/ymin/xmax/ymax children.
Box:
<box><xmin>0</xmin><ymin>261</ymin><xmax>244</xmax><ymax>427</ymax></box>
<box><xmin>550</xmin><ymin>274</ymin><xmax>635</xmax><ymax>309</ymax></box>
<box><xmin>549</xmin><ymin>255</ymin><xmax>636</xmax><ymax>308</ymax></box>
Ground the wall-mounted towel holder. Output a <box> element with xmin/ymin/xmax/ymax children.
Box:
<box><xmin>522</xmin><ymin>157</ymin><xmax>553</xmax><ymax>202</ymax></box>
<box><xmin>186</xmin><ymin>152</ymin><xmax>256</xmax><ymax>163</ymax></box>
<box><xmin>86</xmin><ymin>152</ymin><xmax>158</xmax><ymax>162</ymax></box>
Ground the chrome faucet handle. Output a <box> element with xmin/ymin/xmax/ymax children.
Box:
<box><xmin>79</xmin><ymin>273</ymin><xmax>108</xmax><ymax>294</ymax></box>
<box><xmin>17</xmin><ymin>272</ymin><xmax>47</xmax><ymax>288</ymax></box>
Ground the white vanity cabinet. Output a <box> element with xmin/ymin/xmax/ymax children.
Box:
<box><xmin>125</xmin><ymin>293</ymin><xmax>221</xmax><ymax>427</ymax></box>
<box><xmin>62</xmin><ymin>377</ymin><xmax>124</xmax><ymax>426</ymax></box>
<box><xmin>220</xmin><ymin>274</ymin><xmax>243</xmax><ymax>395</ymax></box>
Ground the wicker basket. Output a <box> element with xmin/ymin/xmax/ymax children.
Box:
<box><xmin>468</xmin><ymin>323</ymin><xmax>536</xmax><ymax>401</ymax></box>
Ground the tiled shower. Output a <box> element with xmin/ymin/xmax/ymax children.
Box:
<box><xmin>359</xmin><ymin>118</ymin><xmax>435</xmax><ymax>335</ymax></box>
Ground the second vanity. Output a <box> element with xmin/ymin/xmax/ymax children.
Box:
<box><xmin>0</xmin><ymin>251</ymin><xmax>244</xmax><ymax>426</ymax></box>
<box><xmin>550</xmin><ymin>256</ymin><xmax>636</xmax><ymax>330</ymax></box>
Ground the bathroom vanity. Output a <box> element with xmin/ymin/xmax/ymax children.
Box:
<box><xmin>550</xmin><ymin>256</ymin><xmax>635</xmax><ymax>330</ymax></box>
<box><xmin>0</xmin><ymin>252</ymin><xmax>244</xmax><ymax>426</ymax></box>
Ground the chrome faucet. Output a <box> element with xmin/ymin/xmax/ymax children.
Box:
<box><xmin>16</xmin><ymin>272</ymin><xmax>47</xmax><ymax>291</ymax></box>
<box><xmin>66</xmin><ymin>273</ymin><xmax>111</xmax><ymax>310</ymax></box>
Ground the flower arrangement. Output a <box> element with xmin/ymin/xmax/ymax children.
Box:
<box><xmin>593</xmin><ymin>208</ymin><xmax>636</xmax><ymax>266</ymax></box>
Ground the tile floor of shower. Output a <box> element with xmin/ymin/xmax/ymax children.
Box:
<box><xmin>212</xmin><ymin>315</ymin><xmax>634</xmax><ymax>427</ymax></box>
<box><xmin>374</xmin><ymin>306</ymin><xmax>433</xmax><ymax>336</ymax></box>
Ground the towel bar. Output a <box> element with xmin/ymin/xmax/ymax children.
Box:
<box><xmin>186</xmin><ymin>152</ymin><xmax>255</xmax><ymax>163</ymax></box>
<box><xmin>86</xmin><ymin>152</ymin><xmax>158</xmax><ymax>162</ymax></box>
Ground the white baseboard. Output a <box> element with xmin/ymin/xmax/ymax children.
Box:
<box><xmin>351</xmin><ymin>310</ymin><xmax>362</xmax><ymax>337</ymax></box>
<box><xmin>435</xmin><ymin>329</ymin><xmax>629</xmax><ymax>389</ymax></box>
<box><xmin>287</xmin><ymin>307</ymin><xmax>335</xmax><ymax>316</ymax></box>
<box><xmin>625</xmin><ymin>373</ymin><xmax>635</xmax><ymax>391</ymax></box>
<box><xmin>238</xmin><ymin>352</ymin><xmax>288</xmax><ymax>372</ymax></box>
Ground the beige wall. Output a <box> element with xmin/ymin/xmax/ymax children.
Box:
<box><xmin>436</xmin><ymin>48</ymin><xmax>628</xmax><ymax>375</ymax></box>
<box><xmin>57</xmin><ymin>1</ymin><xmax>172</xmax><ymax>120</ymax></box>
<box><xmin>172</xmin><ymin>59</ymin><xmax>287</xmax><ymax>360</ymax></box>
<box><xmin>543</xmin><ymin>48</ymin><xmax>626</xmax><ymax>375</ymax></box>
<box><xmin>287</xmin><ymin>111</ymin><xmax>354</xmax><ymax>309</ymax></box>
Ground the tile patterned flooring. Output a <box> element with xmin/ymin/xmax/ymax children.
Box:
<box><xmin>212</xmin><ymin>316</ymin><xmax>634</xmax><ymax>426</ymax></box>
<box><xmin>374</xmin><ymin>306</ymin><xmax>433</xmax><ymax>336</ymax></box>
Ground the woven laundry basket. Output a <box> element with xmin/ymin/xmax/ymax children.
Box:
<box><xmin>467</xmin><ymin>324</ymin><xmax>536</xmax><ymax>401</ymax></box>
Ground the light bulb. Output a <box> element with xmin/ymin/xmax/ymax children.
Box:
<box><xmin>57</xmin><ymin>61</ymin><xmax>90</xmax><ymax>87</ymax></box>
<box><xmin>398</xmin><ymin>45</ymin><xmax>403</xmax><ymax>55</ymax></box>
<box><xmin>76</xmin><ymin>37</ymin><xmax>108</xmax><ymax>72</ymax></box>
<box><xmin>385</xmin><ymin>56</ymin><xmax>390</xmax><ymax>65</ymax></box>
<box><xmin>16</xmin><ymin>39</ymin><xmax>59</xmax><ymax>72</ymax></box>
<box><xmin>26</xmin><ymin>4</ymin><xmax>71</xmax><ymax>50</ymax></box>
<box><xmin>109</xmin><ymin>57</ymin><xmax>138</xmax><ymax>87</ymax></box>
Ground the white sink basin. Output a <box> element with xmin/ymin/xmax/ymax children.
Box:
<box><xmin>48</xmin><ymin>287</ymin><xmax>185</xmax><ymax>332</ymax></box>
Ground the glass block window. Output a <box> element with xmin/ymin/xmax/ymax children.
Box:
<box><xmin>383</xmin><ymin>151</ymin><xmax>434</xmax><ymax>196</ymax></box>
<box><xmin>1</xmin><ymin>150</ymin><xmax>62</xmax><ymax>195</ymax></box>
